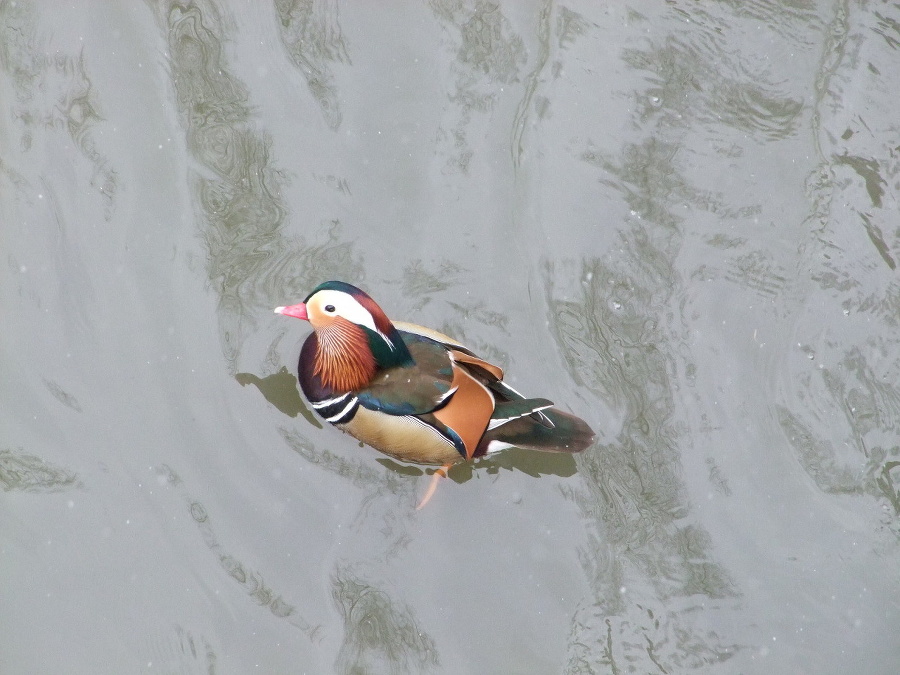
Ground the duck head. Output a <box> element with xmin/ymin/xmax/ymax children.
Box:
<box><xmin>275</xmin><ymin>281</ymin><xmax>413</xmax><ymax>392</ymax></box>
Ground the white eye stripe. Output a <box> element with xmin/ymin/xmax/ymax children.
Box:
<box><xmin>313</xmin><ymin>290</ymin><xmax>378</xmax><ymax>331</ymax></box>
<box><xmin>312</xmin><ymin>289</ymin><xmax>394</xmax><ymax>349</ymax></box>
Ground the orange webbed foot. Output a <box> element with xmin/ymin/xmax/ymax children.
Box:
<box><xmin>416</xmin><ymin>462</ymin><xmax>454</xmax><ymax>510</ymax></box>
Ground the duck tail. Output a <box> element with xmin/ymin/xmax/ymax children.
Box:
<box><xmin>480</xmin><ymin>406</ymin><xmax>595</xmax><ymax>455</ymax></box>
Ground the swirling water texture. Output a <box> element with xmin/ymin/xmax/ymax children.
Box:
<box><xmin>146</xmin><ymin>2</ymin><xmax>438</xmax><ymax>671</ymax></box>
<box><xmin>3</xmin><ymin>0</ymin><xmax>900</xmax><ymax>672</ymax></box>
<box><xmin>535</xmin><ymin>1</ymin><xmax>900</xmax><ymax>671</ymax></box>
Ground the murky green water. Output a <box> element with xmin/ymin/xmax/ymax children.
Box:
<box><xmin>2</xmin><ymin>1</ymin><xmax>899</xmax><ymax>673</ymax></box>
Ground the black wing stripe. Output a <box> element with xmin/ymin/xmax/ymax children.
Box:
<box><xmin>310</xmin><ymin>393</ymin><xmax>354</xmax><ymax>420</ymax></box>
<box><xmin>311</xmin><ymin>392</ymin><xmax>351</xmax><ymax>410</ymax></box>
<box><xmin>326</xmin><ymin>397</ymin><xmax>359</xmax><ymax>424</ymax></box>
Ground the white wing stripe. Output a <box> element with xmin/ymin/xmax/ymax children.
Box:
<box><xmin>487</xmin><ymin>404</ymin><xmax>553</xmax><ymax>430</ymax></box>
<box><xmin>312</xmin><ymin>393</ymin><xmax>351</xmax><ymax>409</ymax></box>
<box><xmin>326</xmin><ymin>397</ymin><xmax>359</xmax><ymax>423</ymax></box>
<box><xmin>435</xmin><ymin>386</ymin><xmax>458</xmax><ymax>405</ymax></box>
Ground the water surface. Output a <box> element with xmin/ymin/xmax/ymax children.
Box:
<box><xmin>2</xmin><ymin>1</ymin><xmax>899</xmax><ymax>673</ymax></box>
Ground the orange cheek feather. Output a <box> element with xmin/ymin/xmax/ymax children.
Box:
<box><xmin>313</xmin><ymin>318</ymin><xmax>376</xmax><ymax>392</ymax></box>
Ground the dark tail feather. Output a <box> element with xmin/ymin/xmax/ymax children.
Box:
<box><xmin>488</xmin><ymin>381</ymin><xmax>555</xmax><ymax>427</ymax></box>
<box><xmin>490</xmin><ymin>398</ymin><xmax>554</xmax><ymax>426</ymax></box>
<box><xmin>481</xmin><ymin>407</ymin><xmax>595</xmax><ymax>454</ymax></box>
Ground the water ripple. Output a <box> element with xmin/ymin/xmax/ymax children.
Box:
<box><xmin>0</xmin><ymin>448</ymin><xmax>82</xmax><ymax>493</ymax></box>
<box><xmin>546</xmin><ymin>258</ymin><xmax>742</xmax><ymax>670</ymax></box>
<box><xmin>332</xmin><ymin>564</ymin><xmax>440</xmax><ymax>674</ymax></box>
<box><xmin>157</xmin><ymin>464</ymin><xmax>322</xmax><ymax>640</ymax></box>
<box><xmin>151</xmin><ymin>0</ymin><xmax>363</xmax><ymax>372</ymax></box>
<box><xmin>0</xmin><ymin>1</ymin><xmax>118</xmax><ymax>216</ymax></box>
<box><xmin>429</xmin><ymin>0</ymin><xmax>526</xmax><ymax>174</ymax></box>
<box><xmin>274</xmin><ymin>0</ymin><xmax>349</xmax><ymax>130</ymax></box>
<box><xmin>621</xmin><ymin>4</ymin><xmax>810</xmax><ymax>142</ymax></box>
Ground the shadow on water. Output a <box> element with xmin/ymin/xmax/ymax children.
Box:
<box><xmin>236</xmin><ymin>367</ymin><xmax>321</xmax><ymax>427</ymax></box>
<box><xmin>238</xmin><ymin>350</ymin><xmax>580</xmax><ymax>491</ymax></box>
<box><xmin>378</xmin><ymin>448</ymin><xmax>578</xmax><ymax>481</ymax></box>
<box><xmin>238</xmin><ymin>365</ymin><xmax>579</xmax><ymax>482</ymax></box>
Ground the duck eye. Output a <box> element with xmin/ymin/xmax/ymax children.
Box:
<box><xmin>324</xmin><ymin>304</ymin><xmax>336</xmax><ymax>313</ymax></box>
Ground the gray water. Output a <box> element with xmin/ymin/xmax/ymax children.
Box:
<box><xmin>2</xmin><ymin>1</ymin><xmax>899</xmax><ymax>673</ymax></box>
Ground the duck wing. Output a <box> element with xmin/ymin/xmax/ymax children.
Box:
<box><xmin>355</xmin><ymin>332</ymin><xmax>458</xmax><ymax>415</ymax></box>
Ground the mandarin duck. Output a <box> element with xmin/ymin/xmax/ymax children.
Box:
<box><xmin>275</xmin><ymin>281</ymin><xmax>594</xmax><ymax>505</ymax></box>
